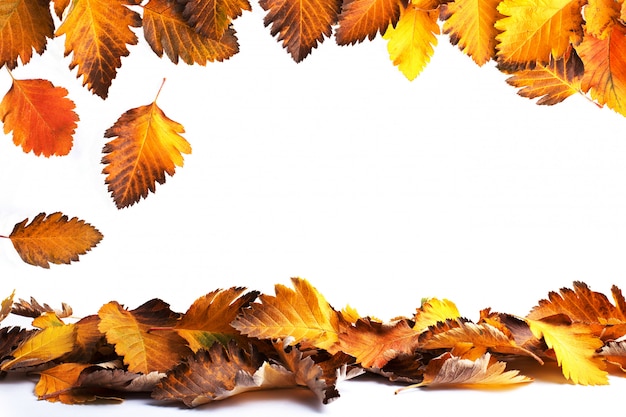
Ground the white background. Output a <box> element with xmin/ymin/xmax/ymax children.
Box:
<box><xmin>2</xmin><ymin>4</ymin><xmax>626</xmax><ymax>415</ymax></box>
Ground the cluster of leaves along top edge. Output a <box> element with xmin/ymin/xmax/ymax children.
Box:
<box><xmin>1</xmin><ymin>279</ymin><xmax>626</xmax><ymax>407</ymax></box>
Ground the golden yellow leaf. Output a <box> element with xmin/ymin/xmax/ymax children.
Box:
<box><xmin>55</xmin><ymin>0</ymin><xmax>141</xmax><ymax>98</ymax></box>
<box><xmin>413</xmin><ymin>298</ymin><xmax>461</xmax><ymax>332</ymax></box>
<box><xmin>101</xmin><ymin>83</ymin><xmax>192</xmax><ymax>209</ymax></box>
<box><xmin>495</xmin><ymin>0</ymin><xmax>584</xmax><ymax>68</ymax></box>
<box><xmin>584</xmin><ymin>0</ymin><xmax>620</xmax><ymax>40</ymax></box>
<box><xmin>143</xmin><ymin>0</ymin><xmax>240</xmax><ymax>65</ymax></box>
<box><xmin>0</xmin><ymin>0</ymin><xmax>54</xmax><ymax>69</ymax></box>
<box><xmin>8</xmin><ymin>212</ymin><xmax>103</xmax><ymax>268</ymax></box>
<box><xmin>98</xmin><ymin>300</ymin><xmax>191</xmax><ymax>374</ymax></box>
<box><xmin>0</xmin><ymin>290</ymin><xmax>14</xmax><ymax>323</ymax></box>
<box><xmin>383</xmin><ymin>2</ymin><xmax>440</xmax><ymax>81</ymax></box>
<box><xmin>35</xmin><ymin>363</ymin><xmax>93</xmax><ymax>404</ymax></box>
<box><xmin>32</xmin><ymin>312</ymin><xmax>66</xmax><ymax>329</ymax></box>
<box><xmin>231</xmin><ymin>277</ymin><xmax>342</xmax><ymax>351</ymax></box>
<box><xmin>441</xmin><ymin>0</ymin><xmax>502</xmax><ymax>65</ymax></box>
<box><xmin>1</xmin><ymin>324</ymin><xmax>76</xmax><ymax>371</ymax></box>
<box><xmin>335</xmin><ymin>0</ymin><xmax>405</xmax><ymax>45</ymax></box>
<box><xmin>527</xmin><ymin>317</ymin><xmax>607</xmax><ymax>385</ymax></box>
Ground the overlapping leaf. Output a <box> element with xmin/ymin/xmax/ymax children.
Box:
<box><xmin>0</xmin><ymin>78</ymin><xmax>78</xmax><ymax>156</ymax></box>
<box><xmin>0</xmin><ymin>291</ymin><xmax>14</xmax><ymax>323</ymax></box>
<box><xmin>178</xmin><ymin>0</ymin><xmax>251</xmax><ymax>39</ymax></box>
<box><xmin>7</xmin><ymin>212</ymin><xmax>103</xmax><ymax>268</ymax></box>
<box><xmin>0</xmin><ymin>323</ymin><xmax>75</xmax><ymax>371</ymax></box>
<box><xmin>55</xmin><ymin>0</ymin><xmax>141</xmax><ymax>98</ymax></box>
<box><xmin>335</xmin><ymin>0</ymin><xmax>406</xmax><ymax>44</ymax></box>
<box><xmin>101</xmin><ymin>86</ymin><xmax>192</xmax><ymax>209</ymax></box>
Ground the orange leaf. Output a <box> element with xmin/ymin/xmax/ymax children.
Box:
<box><xmin>101</xmin><ymin>84</ymin><xmax>192</xmax><ymax>209</ymax></box>
<box><xmin>441</xmin><ymin>0</ymin><xmax>502</xmax><ymax>66</ymax></box>
<box><xmin>260</xmin><ymin>0</ymin><xmax>341</xmax><ymax>62</ymax></box>
<box><xmin>0</xmin><ymin>0</ymin><xmax>54</xmax><ymax>69</ymax></box>
<box><xmin>55</xmin><ymin>0</ymin><xmax>141</xmax><ymax>98</ymax></box>
<box><xmin>577</xmin><ymin>24</ymin><xmax>626</xmax><ymax>116</ymax></box>
<box><xmin>35</xmin><ymin>363</ymin><xmax>93</xmax><ymax>404</ymax></box>
<box><xmin>335</xmin><ymin>0</ymin><xmax>406</xmax><ymax>45</ymax></box>
<box><xmin>8</xmin><ymin>212</ymin><xmax>103</xmax><ymax>268</ymax></box>
<box><xmin>178</xmin><ymin>0</ymin><xmax>251</xmax><ymax>39</ymax></box>
<box><xmin>0</xmin><ymin>78</ymin><xmax>78</xmax><ymax>156</ymax></box>
<box><xmin>584</xmin><ymin>0</ymin><xmax>621</xmax><ymax>40</ymax></box>
<box><xmin>504</xmin><ymin>47</ymin><xmax>584</xmax><ymax>105</ymax></box>
<box><xmin>143</xmin><ymin>0</ymin><xmax>240</xmax><ymax>65</ymax></box>
<box><xmin>495</xmin><ymin>0</ymin><xmax>584</xmax><ymax>68</ymax></box>
<box><xmin>0</xmin><ymin>290</ymin><xmax>15</xmax><ymax>324</ymax></box>
<box><xmin>98</xmin><ymin>299</ymin><xmax>191</xmax><ymax>374</ymax></box>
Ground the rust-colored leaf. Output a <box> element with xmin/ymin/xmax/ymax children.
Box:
<box><xmin>260</xmin><ymin>0</ymin><xmax>341</xmax><ymax>62</ymax></box>
<box><xmin>0</xmin><ymin>0</ymin><xmax>54</xmax><ymax>69</ymax></box>
<box><xmin>8</xmin><ymin>212</ymin><xmax>103</xmax><ymax>268</ymax></box>
<box><xmin>0</xmin><ymin>78</ymin><xmax>78</xmax><ymax>157</ymax></box>
<box><xmin>143</xmin><ymin>0</ymin><xmax>240</xmax><ymax>65</ymax></box>
<box><xmin>178</xmin><ymin>0</ymin><xmax>251</xmax><ymax>39</ymax></box>
<box><xmin>0</xmin><ymin>290</ymin><xmax>15</xmax><ymax>323</ymax></box>
<box><xmin>101</xmin><ymin>84</ymin><xmax>192</xmax><ymax>209</ymax></box>
<box><xmin>35</xmin><ymin>363</ymin><xmax>93</xmax><ymax>404</ymax></box>
<box><xmin>55</xmin><ymin>0</ymin><xmax>141</xmax><ymax>98</ymax></box>
<box><xmin>335</xmin><ymin>0</ymin><xmax>406</xmax><ymax>45</ymax></box>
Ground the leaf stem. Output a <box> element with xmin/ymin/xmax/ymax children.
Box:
<box><xmin>154</xmin><ymin>78</ymin><xmax>166</xmax><ymax>102</ymax></box>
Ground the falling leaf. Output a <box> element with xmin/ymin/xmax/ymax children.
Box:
<box><xmin>413</xmin><ymin>298</ymin><xmax>461</xmax><ymax>332</ymax></box>
<box><xmin>1</xmin><ymin>324</ymin><xmax>76</xmax><ymax>371</ymax></box>
<box><xmin>0</xmin><ymin>290</ymin><xmax>15</xmax><ymax>323</ymax></box>
<box><xmin>178</xmin><ymin>0</ymin><xmax>251</xmax><ymax>39</ymax></box>
<box><xmin>0</xmin><ymin>0</ymin><xmax>54</xmax><ymax>69</ymax></box>
<box><xmin>495</xmin><ymin>0</ymin><xmax>584</xmax><ymax>68</ymax></box>
<box><xmin>173</xmin><ymin>288</ymin><xmax>260</xmax><ymax>352</ymax></box>
<box><xmin>504</xmin><ymin>47</ymin><xmax>584</xmax><ymax>105</ymax></box>
<box><xmin>8</xmin><ymin>212</ymin><xmax>103</xmax><ymax>268</ymax></box>
<box><xmin>527</xmin><ymin>315</ymin><xmax>608</xmax><ymax>385</ymax></box>
<box><xmin>101</xmin><ymin>83</ymin><xmax>192</xmax><ymax>209</ymax></box>
<box><xmin>399</xmin><ymin>352</ymin><xmax>532</xmax><ymax>389</ymax></box>
<box><xmin>98</xmin><ymin>299</ymin><xmax>191</xmax><ymax>374</ymax></box>
<box><xmin>55</xmin><ymin>0</ymin><xmax>141</xmax><ymax>98</ymax></box>
<box><xmin>231</xmin><ymin>277</ymin><xmax>343</xmax><ymax>351</ymax></box>
<box><xmin>142</xmin><ymin>0</ymin><xmax>240</xmax><ymax>65</ymax></box>
<box><xmin>577</xmin><ymin>24</ymin><xmax>626</xmax><ymax>116</ymax></box>
<box><xmin>383</xmin><ymin>1</ymin><xmax>440</xmax><ymax>81</ymax></box>
<box><xmin>260</xmin><ymin>0</ymin><xmax>341</xmax><ymax>62</ymax></box>
<box><xmin>335</xmin><ymin>0</ymin><xmax>406</xmax><ymax>45</ymax></box>
<box><xmin>0</xmin><ymin>78</ymin><xmax>78</xmax><ymax>156</ymax></box>
<box><xmin>440</xmin><ymin>0</ymin><xmax>502</xmax><ymax>65</ymax></box>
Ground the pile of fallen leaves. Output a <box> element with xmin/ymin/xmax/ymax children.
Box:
<box><xmin>1</xmin><ymin>278</ymin><xmax>625</xmax><ymax>406</ymax></box>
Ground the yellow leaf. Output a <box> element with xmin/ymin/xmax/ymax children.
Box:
<box><xmin>9</xmin><ymin>212</ymin><xmax>103</xmax><ymax>268</ymax></box>
<box><xmin>0</xmin><ymin>0</ymin><xmax>54</xmax><ymax>69</ymax></box>
<box><xmin>231</xmin><ymin>277</ymin><xmax>342</xmax><ymax>351</ymax></box>
<box><xmin>527</xmin><ymin>317</ymin><xmax>608</xmax><ymax>385</ymax></box>
<box><xmin>101</xmin><ymin>82</ymin><xmax>192</xmax><ymax>209</ymax></box>
<box><xmin>35</xmin><ymin>363</ymin><xmax>93</xmax><ymax>404</ymax></box>
<box><xmin>495</xmin><ymin>0</ymin><xmax>584</xmax><ymax>68</ymax></box>
<box><xmin>1</xmin><ymin>324</ymin><xmax>76</xmax><ymax>371</ymax></box>
<box><xmin>383</xmin><ymin>2</ymin><xmax>440</xmax><ymax>81</ymax></box>
<box><xmin>55</xmin><ymin>0</ymin><xmax>141</xmax><ymax>98</ymax></box>
<box><xmin>32</xmin><ymin>312</ymin><xmax>66</xmax><ymax>329</ymax></box>
<box><xmin>584</xmin><ymin>0</ymin><xmax>620</xmax><ymax>40</ymax></box>
<box><xmin>413</xmin><ymin>298</ymin><xmax>461</xmax><ymax>332</ymax></box>
<box><xmin>0</xmin><ymin>290</ymin><xmax>15</xmax><ymax>323</ymax></box>
<box><xmin>441</xmin><ymin>0</ymin><xmax>502</xmax><ymax>65</ymax></box>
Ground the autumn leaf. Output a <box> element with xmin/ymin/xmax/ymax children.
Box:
<box><xmin>142</xmin><ymin>0</ymin><xmax>240</xmax><ymax>65</ymax></box>
<box><xmin>0</xmin><ymin>290</ymin><xmax>15</xmax><ymax>323</ymax></box>
<box><xmin>178</xmin><ymin>0</ymin><xmax>251</xmax><ymax>39</ymax></box>
<box><xmin>6</xmin><ymin>212</ymin><xmax>103</xmax><ymax>268</ymax></box>
<box><xmin>440</xmin><ymin>0</ymin><xmax>502</xmax><ymax>66</ymax></box>
<box><xmin>413</xmin><ymin>298</ymin><xmax>461</xmax><ymax>332</ymax></box>
<box><xmin>1</xmin><ymin>324</ymin><xmax>76</xmax><ymax>371</ymax></box>
<box><xmin>398</xmin><ymin>352</ymin><xmax>532</xmax><ymax>389</ymax></box>
<box><xmin>335</xmin><ymin>0</ymin><xmax>406</xmax><ymax>45</ymax></box>
<box><xmin>260</xmin><ymin>0</ymin><xmax>341</xmax><ymax>62</ymax></box>
<box><xmin>11</xmin><ymin>296</ymin><xmax>73</xmax><ymax>319</ymax></box>
<box><xmin>78</xmin><ymin>368</ymin><xmax>165</xmax><ymax>392</ymax></box>
<box><xmin>0</xmin><ymin>0</ymin><xmax>54</xmax><ymax>69</ymax></box>
<box><xmin>101</xmin><ymin>82</ymin><xmax>192</xmax><ymax>209</ymax></box>
<box><xmin>55</xmin><ymin>0</ymin><xmax>141</xmax><ymax>98</ymax></box>
<box><xmin>35</xmin><ymin>363</ymin><xmax>94</xmax><ymax>404</ymax></box>
<box><xmin>98</xmin><ymin>299</ymin><xmax>191</xmax><ymax>374</ymax></box>
<box><xmin>231</xmin><ymin>277</ymin><xmax>343</xmax><ymax>351</ymax></box>
<box><xmin>526</xmin><ymin>315</ymin><xmax>608</xmax><ymax>385</ymax></box>
<box><xmin>383</xmin><ymin>1</ymin><xmax>440</xmax><ymax>81</ymax></box>
<box><xmin>598</xmin><ymin>341</ymin><xmax>626</xmax><ymax>372</ymax></box>
<box><xmin>504</xmin><ymin>47</ymin><xmax>584</xmax><ymax>105</ymax></box>
<box><xmin>173</xmin><ymin>287</ymin><xmax>260</xmax><ymax>352</ymax></box>
<box><xmin>495</xmin><ymin>0</ymin><xmax>584</xmax><ymax>68</ymax></box>
<box><xmin>577</xmin><ymin>24</ymin><xmax>626</xmax><ymax>116</ymax></box>
<box><xmin>584</xmin><ymin>0</ymin><xmax>621</xmax><ymax>40</ymax></box>
<box><xmin>0</xmin><ymin>78</ymin><xmax>78</xmax><ymax>157</ymax></box>
<box><xmin>0</xmin><ymin>326</ymin><xmax>36</xmax><ymax>366</ymax></box>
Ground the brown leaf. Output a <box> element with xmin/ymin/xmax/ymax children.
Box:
<box><xmin>9</xmin><ymin>212</ymin><xmax>103</xmax><ymax>268</ymax></box>
<box><xmin>79</xmin><ymin>368</ymin><xmax>166</xmax><ymax>392</ymax></box>
<box><xmin>178</xmin><ymin>0</ymin><xmax>251</xmax><ymax>39</ymax></box>
<box><xmin>11</xmin><ymin>296</ymin><xmax>73</xmax><ymax>319</ymax></box>
<box><xmin>0</xmin><ymin>327</ymin><xmax>36</xmax><ymax>367</ymax></box>
<box><xmin>335</xmin><ymin>0</ymin><xmax>406</xmax><ymax>45</ymax></box>
<box><xmin>0</xmin><ymin>290</ymin><xmax>15</xmax><ymax>323</ymax></box>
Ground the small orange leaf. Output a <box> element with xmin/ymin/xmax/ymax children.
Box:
<box><xmin>0</xmin><ymin>78</ymin><xmax>78</xmax><ymax>157</ymax></box>
<box><xmin>8</xmin><ymin>212</ymin><xmax>103</xmax><ymax>268</ymax></box>
<box><xmin>0</xmin><ymin>290</ymin><xmax>15</xmax><ymax>323</ymax></box>
<box><xmin>143</xmin><ymin>0</ymin><xmax>240</xmax><ymax>65</ymax></box>
<box><xmin>335</xmin><ymin>0</ymin><xmax>406</xmax><ymax>45</ymax></box>
<box><xmin>35</xmin><ymin>363</ymin><xmax>93</xmax><ymax>404</ymax></box>
<box><xmin>0</xmin><ymin>0</ymin><xmax>54</xmax><ymax>69</ymax></box>
<box><xmin>101</xmin><ymin>83</ymin><xmax>192</xmax><ymax>209</ymax></box>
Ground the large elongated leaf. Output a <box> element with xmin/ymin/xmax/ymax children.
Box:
<box><xmin>1</xmin><ymin>324</ymin><xmax>76</xmax><ymax>371</ymax></box>
<box><xmin>0</xmin><ymin>78</ymin><xmax>78</xmax><ymax>156</ymax></box>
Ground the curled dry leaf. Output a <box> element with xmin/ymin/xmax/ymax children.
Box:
<box><xmin>11</xmin><ymin>296</ymin><xmax>73</xmax><ymax>319</ymax></box>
